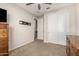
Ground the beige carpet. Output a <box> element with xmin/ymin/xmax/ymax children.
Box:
<box><xmin>10</xmin><ymin>40</ymin><xmax>66</xmax><ymax>56</ymax></box>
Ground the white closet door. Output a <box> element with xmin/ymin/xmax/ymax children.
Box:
<box><xmin>47</xmin><ymin>11</ymin><xmax>69</xmax><ymax>45</ymax></box>
<box><xmin>57</xmin><ymin>12</ymin><xmax>66</xmax><ymax>45</ymax></box>
<box><xmin>48</xmin><ymin>13</ymin><xmax>58</xmax><ymax>44</ymax></box>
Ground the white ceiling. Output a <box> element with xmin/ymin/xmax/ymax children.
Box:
<box><xmin>16</xmin><ymin>3</ymin><xmax>74</xmax><ymax>16</ymax></box>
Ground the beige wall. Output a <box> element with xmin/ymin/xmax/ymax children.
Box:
<box><xmin>76</xmin><ymin>4</ymin><xmax>79</xmax><ymax>35</ymax></box>
<box><xmin>0</xmin><ymin>4</ymin><xmax>35</xmax><ymax>50</ymax></box>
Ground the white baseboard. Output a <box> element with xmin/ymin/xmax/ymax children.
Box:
<box><xmin>44</xmin><ymin>40</ymin><xmax>66</xmax><ymax>46</ymax></box>
<box><xmin>37</xmin><ymin>39</ymin><xmax>43</xmax><ymax>40</ymax></box>
<box><xmin>9</xmin><ymin>39</ymin><xmax>34</xmax><ymax>51</ymax></box>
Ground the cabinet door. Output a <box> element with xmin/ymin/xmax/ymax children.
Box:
<box><xmin>0</xmin><ymin>24</ymin><xmax>8</xmax><ymax>55</ymax></box>
<box><xmin>0</xmin><ymin>38</ymin><xmax>8</xmax><ymax>53</ymax></box>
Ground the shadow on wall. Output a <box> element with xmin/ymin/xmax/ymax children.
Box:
<box><xmin>9</xmin><ymin>26</ymin><xmax>14</xmax><ymax>51</ymax></box>
<box><xmin>7</xmin><ymin>13</ymin><xmax>14</xmax><ymax>51</ymax></box>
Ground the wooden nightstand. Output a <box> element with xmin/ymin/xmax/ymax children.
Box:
<box><xmin>66</xmin><ymin>35</ymin><xmax>79</xmax><ymax>56</ymax></box>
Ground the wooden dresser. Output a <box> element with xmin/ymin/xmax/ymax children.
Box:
<box><xmin>0</xmin><ymin>24</ymin><xmax>8</xmax><ymax>56</ymax></box>
<box><xmin>66</xmin><ymin>35</ymin><xmax>79</xmax><ymax>56</ymax></box>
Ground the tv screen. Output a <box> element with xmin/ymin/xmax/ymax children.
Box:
<box><xmin>0</xmin><ymin>8</ymin><xmax>7</xmax><ymax>22</ymax></box>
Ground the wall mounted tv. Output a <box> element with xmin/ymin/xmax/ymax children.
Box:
<box><xmin>0</xmin><ymin>8</ymin><xmax>7</xmax><ymax>22</ymax></box>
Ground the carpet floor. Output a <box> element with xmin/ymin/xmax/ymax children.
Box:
<box><xmin>10</xmin><ymin>40</ymin><xmax>66</xmax><ymax>56</ymax></box>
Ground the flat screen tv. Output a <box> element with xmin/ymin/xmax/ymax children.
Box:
<box><xmin>0</xmin><ymin>8</ymin><xmax>7</xmax><ymax>22</ymax></box>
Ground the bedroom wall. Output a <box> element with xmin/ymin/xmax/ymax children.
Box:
<box><xmin>76</xmin><ymin>4</ymin><xmax>79</xmax><ymax>35</ymax></box>
<box><xmin>0</xmin><ymin>4</ymin><xmax>35</xmax><ymax>51</ymax></box>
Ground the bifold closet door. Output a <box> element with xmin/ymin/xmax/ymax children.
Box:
<box><xmin>47</xmin><ymin>12</ymin><xmax>69</xmax><ymax>45</ymax></box>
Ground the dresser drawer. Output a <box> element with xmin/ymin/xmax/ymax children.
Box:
<box><xmin>0</xmin><ymin>38</ymin><xmax>8</xmax><ymax>53</ymax></box>
<box><xmin>0</xmin><ymin>53</ymin><xmax>9</xmax><ymax>56</ymax></box>
<box><xmin>0</xmin><ymin>24</ymin><xmax>7</xmax><ymax>29</ymax></box>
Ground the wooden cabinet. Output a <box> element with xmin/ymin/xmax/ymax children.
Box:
<box><xmin>66</xmin><ymin>35</ymin><xmax>79</xmax><ymax>56</ymax></box>
<box><xmin>0</xmin><ymin>24</ymin><xmax>8</xmax><ymax>56</ymax></box>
